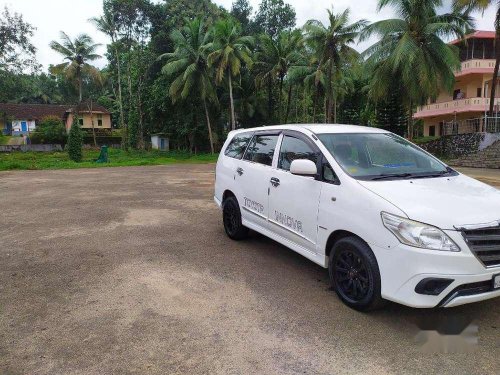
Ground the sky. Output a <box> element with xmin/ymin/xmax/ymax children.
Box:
<box><xmin>0</xmin><ymin>0</ymin><xmax>497</xmax><ymax>70</ymax></box>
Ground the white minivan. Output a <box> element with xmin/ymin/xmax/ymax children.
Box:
<box><xmin>214</xmin><ymin>125</ymin><xmax>500</xmax><ymax>310</ymax></box>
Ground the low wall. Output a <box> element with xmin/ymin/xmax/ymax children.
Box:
<box><xmin>417</xmin><ymin>133</ymin><xmax>500</xmax><ymax>159</ymax></box>
<box><xmin>0</xmin><ymin>144</ymin><xmax>63</xmax><ymax>152</ymax></box>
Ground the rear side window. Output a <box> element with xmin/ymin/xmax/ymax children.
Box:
<box><xmin>224</xmin><ymin>133</ymin><xmax>252</xmax><ymax>159</ymax></box>
<box><xmin>278</xmin><ymin>136</ymin><xmax>319</xmax><ymax>171</ymax></box>
<box><xmin>243</xmin><ymin>134</ymin><xmax>279</xmax><ymax>166</ymax></box>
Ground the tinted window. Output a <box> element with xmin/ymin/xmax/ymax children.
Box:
<box><xmin>278</xmin><ymin>136</ymin><xmax>319</xmax><ymax>171</ymax></box>
<box><xmin>243</xmin><ymin>135</ymin><xmax>279</xmax><ymax>166</ymax></box>
<box><xmin>224</xmin><ymin>133</ymin><xmax>252</xmax><ymax>159</ymax></box>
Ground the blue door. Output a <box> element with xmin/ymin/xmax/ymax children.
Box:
<box><xmin>21</xmin><ymin>121</ymin><xmax>27</xmax><ymax>132</ymax></box>
<box><xmin>160</xmin><ymin>138</ymin><xmax>165</xmax><ymax>150</ymax></box>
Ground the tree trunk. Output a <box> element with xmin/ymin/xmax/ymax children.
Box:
<box><xmin>284</xmin><ymin>84</ymin><xmax>292</xmax><ymax>124</ymax></box>
<box><xmin>203</xmin><ymin>100</ymin><xmax>215</xmax><ymax>154</ymax></box>
<box><xmin>88</xmin><ymin>99</ymin><xmax>97</xmax><ymax>147</ymax></box>
<box><xmin>78</xmin><ymin>67</ymin><xmax>83</xmax><ymax>103</ymax></box>
<box><xmin>113</xmin><ymin>40</ymin><xmax>125</xmax><ymax>148</ymax></box>
<box><xmin>228</xmin><ymin>74</ymin><xmax>236</xmax><ymax>131</ymax></box>
<box><xmin>267</xmin><ymin>79</ymin><xmax>273</xmax><ymax>124</ymax></box>
<box><xmin>326</xmin><ymin>61</ymin><xmax>333</xmax><ymax>123</ymax></box>
<box><xmin>124</xmin><ymin>51</ymin><xmax>133</xmax><ymax>150</ymax></box>
<box><xmin>334</xmin><ymin>97</ymin><xmax>337</xmax><ymax>123</ymax></box>
<box><xmin>136</xmin><ymin>82</ymin><xmax>145</xmax><ymax>150</ymax></box>
<box><xmin>312</xmin><ymin>89</ymin><xmax>317</xmax><ymax>123</ymax></box>
<box><xmin>489</xmin><ymin>11</ymin><xmax>500</xmax><ymax>117</ymax></box>
<box><xmin>278</xmin><ymin>76</ymin><xmax>284</xmax><ymax>124</ymax></box>
<box><xmin>407</xmin><ymin>104</ymin><xmax>414</xmax><ymax>140</ymax></box>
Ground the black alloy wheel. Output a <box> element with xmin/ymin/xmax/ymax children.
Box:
<box><xmin>222</xmin><ymin>196</ymin><xmax>249</xmax><ymax>240</ymax></box>
<box><xmin>329</xmin><ymin>237</ymin><xmax>385</xmax><ymax>311</ymax></box>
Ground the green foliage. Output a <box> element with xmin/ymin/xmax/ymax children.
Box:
<box><xmin>231</xmin><ymin>0</ymin><xmax>253</xmax><ymax>32</ymax></box>
<box><xmin>67</xmin><ymin>118</ymin><xmax>83</xmax><ymax>162</ymax></box>
<box><xmin>0</xmin><ymin>149</ymin><xmax>218</xmax><ymax>171</ymax></box>
<box><xmin>31</xmin><ymin>116</ymin><xmax>67</xmax><ymax>145</ymax></box>
<box><xmin>0</xmin><ymin>6</ymin><xmax>38</xmax><ymax>73</ymax></box>
<box><xmin>254</xmin><ymin>0</ymin><xmax>296</xmax><ymax>39</ymax></box>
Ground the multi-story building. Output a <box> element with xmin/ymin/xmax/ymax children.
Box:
<box><xmin>415</xmin><ymin>31</ymin><xmax>500</xmax><ymax>137</ymax></box>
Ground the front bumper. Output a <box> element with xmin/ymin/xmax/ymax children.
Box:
<box><xmin>373</xmin><ymin>230</ymin><xmax>500</xmax><ymax>308</ymax></box>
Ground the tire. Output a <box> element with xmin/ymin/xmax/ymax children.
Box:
<box><xmin>222</xmin><ymin>196</ymin><xmax>249</xmax><ymax>240</ymax></box>
<box><xmin>328</xmin><ymin>236</ymin><xmax>385</xmax><ymax>311</ymax></box>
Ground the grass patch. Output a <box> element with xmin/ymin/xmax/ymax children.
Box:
<box><xmin>413</xmin><ymin>136</ymin><xmax>439</xmax><ymax>144</ymax></box>
<box><xmin>0</xmin><ymin>136</ymin><xmax>11</xmax><ymax>145</ymax></box>
<box><xmin>0</xmin><ymin>149</ymin><xmax>218</xmax><ymax>171</ymax></box>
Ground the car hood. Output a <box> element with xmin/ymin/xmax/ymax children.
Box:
<box><xmin>358</xmin><ymin>173</ymin><xmax>500</xmax><ymax>230</ymax></box>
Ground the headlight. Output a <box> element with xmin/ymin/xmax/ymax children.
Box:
<box><xmin>381</xmin><ymin>212</ymin><xmax>460</xmax><ymax>252</ymax></box>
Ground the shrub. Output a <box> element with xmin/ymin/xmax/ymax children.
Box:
<box><xmin>32</xmin><ymin>116</ymin><xmax>67</xmax><ymax>145</ymax></box>
<box><xmin>67</xmin><ymin>118</ymin><xmax>83</xmax><ymax>162</ymax></box>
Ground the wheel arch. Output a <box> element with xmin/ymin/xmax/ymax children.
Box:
<box><xmin>325</xmin><ymin>230</ymin><xmax>369</xmax><ymax>258</ymax></box>
<box><xmin>222</xmin><ymin>189</ymin><xmax>237</xmax><ymax>202</ymax></box>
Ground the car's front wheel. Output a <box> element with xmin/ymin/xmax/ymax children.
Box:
<box><xmin>222</xmin><ymin>196</ymin><xmax>249</xmax><ymax>240</ymax></box>
<box><xmin>329</xmin><ymin>236</ymin><xmax>385</xmax><ymax>311</ymax></box>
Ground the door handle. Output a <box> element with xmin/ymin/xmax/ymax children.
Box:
<box><xmin>270</xmin><ymin>177</ymin><xmax>280</xmax><ymax>187</ymax></box>
<box><xmin>236</xmin><ymin>167</ymin><xmax>244</xmax><ymax>176</ymax></box>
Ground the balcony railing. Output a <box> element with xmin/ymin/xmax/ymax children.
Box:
<box><xmin>443</xmin><ymin>117</ymin><xmax>500</xmax><ymax>136</ymax></box>
<box><xmin>416</xmin><ymin>97</ymin><xmax>500</xmax><ymax>117</ymax></box>
<box><xmin>459</xmin><ymin>59</ymin><xmax>496</xmax><ymax>73</ymax></box>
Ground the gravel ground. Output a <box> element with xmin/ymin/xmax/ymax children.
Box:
<box><xmin>0</xmin><ymin>164</ymin><xmax>499</xmax><ymax>375</ymax></box>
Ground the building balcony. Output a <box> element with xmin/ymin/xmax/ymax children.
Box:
<box><xmin>456</xmin><ymin>59</ymin><xmax>496</xmax><ymax>77</ymax></box>
<box><xmin>415</xmin><ymin>97</ymin><xmax>500</xmax><ymax>119</ymax></box>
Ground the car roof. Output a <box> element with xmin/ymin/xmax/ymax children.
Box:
<box><xmin>231</xmin><ymin>124</ymin><xmax>390</xmax><ymax>135</ymax></box>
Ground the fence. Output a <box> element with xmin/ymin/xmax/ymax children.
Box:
<box><xmin>443</xmin><ymin>116</ymin><xmax>500</xmax><ymax>136</ymax></box>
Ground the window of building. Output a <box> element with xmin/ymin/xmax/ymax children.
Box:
<box><xmin>78</xmin><ymin>118</ymin><xmax>83</xmax><ymax>126</ymax></box>
<box><xmin>477</xmin><ymin>87</ymin><xmax>482</xmax><ymax>98</ymax></box>
<box><xmin>278</xmin><ymin>136</ymin><xmax>319</xmax><ymax>171</ymax></box>
<box><xmin>97</xmin><ymin>115</ymin><xmax>103</xmax><ymax>127</ymax></box>
<box><xmin>429</xmin><ymin>126</ymin><xmax>436</xmax><ymax>137</ymax></box>
<box><xmin>243</xmin><ymin>134</ymin><xmax>279</xmax><ymax>166</ymax></box>
<box><xmin>224</xmin><ymin>133</ymin><xmax>253</xmax><ymax>159</ymax></box>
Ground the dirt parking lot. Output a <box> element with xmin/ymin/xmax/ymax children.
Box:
<box><xmin>1</xmin><ymin>165</ymin><xmax>499</xmax><ymax>375</ymax></box>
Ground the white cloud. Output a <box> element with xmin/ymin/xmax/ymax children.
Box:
<box><xmin>0</xmin><ymin>0</ymin><xmax>496</xmax><ymax>70</ymax></box>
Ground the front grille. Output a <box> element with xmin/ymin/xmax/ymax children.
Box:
<box><xmin>462</xmin><ymin>226</ymin><xmax>500</xmax><ymax>267</ymax></box>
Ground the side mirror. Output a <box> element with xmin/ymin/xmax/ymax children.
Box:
<box><xmin>290</xmin><ymin>159</ymin><xmax>317</xmax><ymax>176</ymax></box>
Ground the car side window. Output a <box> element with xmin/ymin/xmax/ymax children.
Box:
<box><xmin>224</xmin><ymin>133</ymin><xmax>252</xmax><ymax>159</ymax></box>
<box><xmin>278</xmin><ymin>136</ymin><xmax>319</xmax><ymax>171</ymax></box>
<box><xmin>243</xmin><ymin>134</ymin><xmax>279</xmax><ymax>166</ymax></box>
<box><xmin>322</xmin><ymin>163</ymin><xmax>339</xmax><ymax>184</ymax></box>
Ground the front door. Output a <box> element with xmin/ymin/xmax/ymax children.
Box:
<box><xmin>268</xmin><ymin>133</ymin><xmax>322</xmax><ymax>252</ymax></box>
<box><xmin>21</xmin><ymin>121</ymin><xmax>27</xmax><ymax>132</ymax></box>
<box><xmin>236</xmin><ymin>133</ymin><xmax>280</xmax><ymax>230</ymax></box>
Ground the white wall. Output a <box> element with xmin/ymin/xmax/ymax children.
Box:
<box><xmin>12</xmin><ymin>120</ymin><xmax>36</xmax><ymax>132</ymax></box>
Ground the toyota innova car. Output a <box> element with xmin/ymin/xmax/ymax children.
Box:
<box><xmin>214</xmin><ymin>125</ymin><xmax>500</xmax><ymax>311</ymax></box>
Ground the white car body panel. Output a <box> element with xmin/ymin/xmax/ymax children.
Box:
<box><xmin>214</xmin><ymin>124</ymin><xmax>500</xmax><ymax>308</ymax></box>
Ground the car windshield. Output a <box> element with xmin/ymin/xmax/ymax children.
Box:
<box><xmin>317</xmin><ymin>133</ymin><xmax>451</xmax><ymax>180</ymax></box>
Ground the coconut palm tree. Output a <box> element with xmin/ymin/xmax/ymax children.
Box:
<box><xmin>454</xmin><ymin>0</ymin><xmax>500</xmax><ymax>116</ymax></box>
<box><xmin>90</xmin><ymin>13</ymin><xmax>126</xmax><ymax>146</ymax></box>
<box><xmin>159</xmin><ymin>18</ymin><xmax>216</xmax><ymax>154</ymax></box>
<box><xmin>304</xmin><ymin>8</ymin><xmax>367</xmax><ymax>123</ymax></box>
<box><xmin>361</xmin><ymin>0</ymin><xmax>472</xmax><ymax>139</ymax></box>
<box><xmin>49</xmin><ymin>32</ymin><xmax>101</xmax><ymax>103</ymax></box>
<box><xmin>254</xmin><ymin>30</ymin><xmax>304</xmax><ymax>124</ymax></box>
<box><xmin>207</xmin><ymin>19</ymin><xmax>253</xmax><ymax>131</ymax></box>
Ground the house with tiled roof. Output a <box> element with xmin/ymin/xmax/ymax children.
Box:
<box><xmin>0</xmin><ymin>102</ymin><xmax>111</xmax><ymax>136</ymax></box>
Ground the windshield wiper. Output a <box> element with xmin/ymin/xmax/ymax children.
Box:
<box><xmin>370</xmin><ymin>173</ymin><xmax>414</xmax><ymax>181</ymax></box>
<box><xmin>410</xmin><ymin>170</ymin><xmax>452</xmax><ymax>179</ymax></box>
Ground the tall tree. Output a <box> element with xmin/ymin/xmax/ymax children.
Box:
<box><xmin>49</xmin><ymin>32</ymin><xmax>102</xmax><ymax>102</ymax></box>
<box><xmin>361</xmin><ymin>0</ymin><xmax>472</xmax><ymax>138</ymax></box>
<box><xmin>208</xmin><ymin>19</ymin><xmax>254</xmax><ymax>130</ymax></box>
<box><xmin>254</xmin><ymin>0</ymin><xmax>296</xmax><ymax>39</ymax></box>
<box><xmin>231</xmin><ymin>0</ymin><xmax>253</xmax><ymax>32</ymax></box>
<box><xmin>160</xmin><ymin>18</ymin><xmax>217</xmax><ymax>154</ymax></box>
<box><xmin>0</xmin><ymin>6</ymin><xmax>38</xmax><ymax>73</ymax></box>
<box><xmin>454</xmin><ymin>0</ymin><xmax>499</xmax><ymax>116</ymax></box>
<box><xmin>304</xmin><ymin>8</ymin><xmax>366</xmax><ymax>123</ymax></box>
<box><xmin>90</xmin><ymin>13</ymin><xmax>126</xmax><ymax>146</ymax></box>
<box><xmin>254</xmin><ymin>30</ymin><xmax>303</xmax><ymax>123</ymax></box>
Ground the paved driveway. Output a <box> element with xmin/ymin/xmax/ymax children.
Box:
<box><xmin>0</xmin><ymin>165</ymin><xmax>499</xmax><ymax>375</ymax></box>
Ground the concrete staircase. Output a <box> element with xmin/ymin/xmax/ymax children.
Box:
<box><xmin>449</xmin><ymin>140</ymin><xmax>500</xmax><ymax>169</ymax></box>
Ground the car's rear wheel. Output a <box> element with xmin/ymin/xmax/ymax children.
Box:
<box><xmin>329</xmin><ymin>236</ymin><xmax>385</xmax><ymax>311</ymax></box>
<box><xmin>222</xmin><ymin>196</ymin><xmax>249</xmax><ymax>240</ymax></box>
